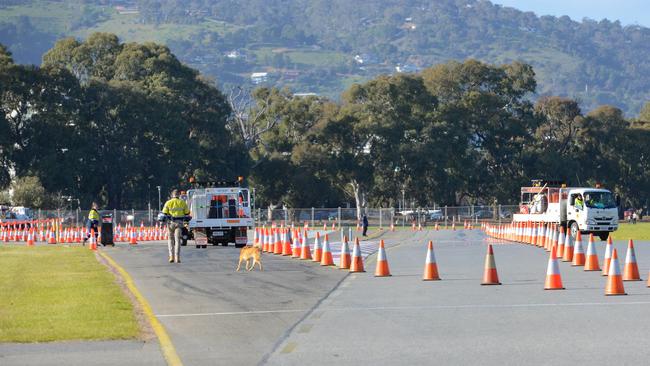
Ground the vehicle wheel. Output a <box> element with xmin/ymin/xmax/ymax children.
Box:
<box><xmin>598</xmin><ymin>232</ymin><xmax>610</xmax><ymax>241</ymax></box>
<box><xmin>196</xmin><ymin>245</ymin><xmax>200</xmax><ymax>248</ymax></box>
<box><xmin>202</xmin><ymin>245</ymin><xmax>207</xmax><ymax>249</ymax></box>
<box><xmin>235</xmin><ymin>243</ymin><xmax>245</xmax><ymax>248</ymax></box>
<box><xmin>570</xmin><ymin>222</ymin><xmax>580</xmax><ymax>239</ymax></box>
<box><xmin>220</xmin><ymin>242</ymin><xmax>229</xmax><ymax>246</ymax></box>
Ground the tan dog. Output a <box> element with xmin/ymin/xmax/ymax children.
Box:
<box><xmin>236</xmin><ymin>246</ymin><xmax>263</xmax><ymax>271</ymax></box>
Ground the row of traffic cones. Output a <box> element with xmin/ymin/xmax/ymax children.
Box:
<box><xmin>483</xmin><ymin>221</ymin><xmax>645</xmax><ymax>295</ymax></box>
<box><xmin>253</xmin><ymin>227</ymin><xmax>443</xmax><ymax>279</ymax></box>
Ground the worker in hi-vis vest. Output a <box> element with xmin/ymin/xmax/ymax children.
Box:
<box><xmin>84</xmin><ymin>202</ymin><xmax>100</xmax><ymax>245</ymax></box>
<box><xmin>162</xmin><ymin>189</ymin><xmax>191</xmax><ymax>263</ymax></box>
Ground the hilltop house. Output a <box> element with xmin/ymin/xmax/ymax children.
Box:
<box><xmin>251</xmin><ymin>72</ymin><xmax>269</xmax><ymax>85</ymax></box>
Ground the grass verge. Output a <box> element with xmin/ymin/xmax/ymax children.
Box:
<box><xmin>0</xmin><ymin>246</ymin><xmax>139</xmax><ymax>342</ymax></box>
<box><xmin>611</xmin><ymin>222</ymin><xmax>650</xmax><ymax>242</ymax></box>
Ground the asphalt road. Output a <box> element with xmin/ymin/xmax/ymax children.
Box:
<box><xmin>104</xmin><ymin>230</ymin><xmax>354</xmax><ymax>365</ymax></box>
<box><xmin>4</xmin><ymin>228</ymin><xmax>650</xmax><ymax>365</ymax></box>
<box><xmin>264</xmin><ymin>229</ymin><xmax>650</xmax><ymax>365</ymax></box>
<box><xmin>0</xmin><ymin>340</ymin><xmax>164</xmax><ymax>366</ymax></box>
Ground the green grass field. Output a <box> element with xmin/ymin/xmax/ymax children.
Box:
<box><xmin>0</xmin><ymin>246</ymin><xmax>139</xmax><ymax>342</ymax></box>
<box><xmin>611</xmin><ymin>222</ymin><xmax>650</xmax><ymax>242</ymax></box>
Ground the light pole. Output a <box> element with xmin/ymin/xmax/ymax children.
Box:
<box><xmin>156</xmin><ymin>186</ymin><xmax>161</xmax><ymax>211</ymax></box>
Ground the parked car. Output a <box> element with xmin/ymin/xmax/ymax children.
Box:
<box><xmin>427</xmin><ymin>209</ymin><xmax>443</xmax><ymax>220</ymax></box>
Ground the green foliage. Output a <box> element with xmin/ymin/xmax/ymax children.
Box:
<box><xmin>2</xmin><ymin>33</ymin><xmax>650</xmax><ymax>211</ymax></box>
<box><xmin>10</xmin><ymin>176</ymin><xmax>49</xmax><ymax>208</ymax></box>
<box><xmin>1</xmin><ymin>34</ymin><xmax>244</xmax><ymax>208</ymax></box>
<box><xmin>2</xmin><ymin>0</ymin><xmax>650</xmax><ymax>114</ymax></box>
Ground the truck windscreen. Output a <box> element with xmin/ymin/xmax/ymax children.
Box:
<box><xmin>584</xmin><ymin>191</ymin><xmax>616</xmax><ymax>209</ymax></box>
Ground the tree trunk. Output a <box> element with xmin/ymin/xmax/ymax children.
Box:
<box><xmin>350</xmin><ymin>180</ymin><xmax>363</xmax><ymax>221</ymax></box>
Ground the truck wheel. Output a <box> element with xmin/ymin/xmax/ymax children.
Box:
<box><xmin>235</xmin><ymin>243</ymin><xmax>245</xmax><ymax>248</ymax></box>
<box><xmin>598</xmin><ymin>232</ymin><xmax>610</xmax><ymax>241</ymax></box>
<box><xmin>221</xmin><ymin>242</ymin><xmax>229</xmax><ymax>246</ymax></box>
<box><xmin>570</xmin><ymin>222</ymin><xmax>580</xmax><ymax>239</ymax></box>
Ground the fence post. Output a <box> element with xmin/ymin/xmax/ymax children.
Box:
<box><xmin>311</xmin><ymin>207</ymin><xmax>315</xmax><ymax>227</ymax></box>
<box><xmin>444</xmin><ymin>205</ymin><xmax>448</xmax><ymax>228</ymax></box>
<box><xmin>338</xmin><ymin>207</ymin><xmax>341</xmax><ymax>228</ymax></box>
<box><xmin>498</xmin><ymin>204</ymin><xmax>502</xmax><ymax>225</ymax></box>
<box><xmin>284</xmin><ymin>208</ymin><xmax>288</xmax><ymax>226</ymax></box>
<box><xmin>114</xmin><ymin>209</ymin><xmax>117</xmax><ymax>226</ymax></box>
<box><xmin>379</xmin><ymin>207</ymin><xmax>383</xmax><ymax>229</ymax></box>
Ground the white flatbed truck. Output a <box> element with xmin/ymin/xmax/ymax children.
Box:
<box><xmin>185</xmin><ymin>180</ymin><xmax>253</xmax><ymax>248</ymax></box>
<box><xmin>512</xmin><ymin>180</ymin><xmax>618</xmax><ymax>240</ymax></box>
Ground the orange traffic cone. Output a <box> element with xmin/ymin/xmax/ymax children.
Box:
<box><xmin>300</xmin><ymin>231</ymin><xmax>312</xmax><ymax>260</ymax></box>
<box><xmin>349</xmin><ymin>237</ymin><xmax>365</xmax><ymax>273</ymax></box>
<box><xmin>320</xmin><ymin>234</ymin><xmax>334</xmax><ymax>266</ymax></box>
<box><xmin>26</xmin><ymin>230</ymin><xmax>35</xmax><ymax>246</ymax></box>
<box><xmin>292</xmin><ymin>232</ymin><xmax>301</xmax><ymax>258</ymax></box>
<box><xmin>422</xmin><ymin>240</ymin><xmax>440</xmax><ymax>281</ymax></box>
<box><xmin>544</xmin><ymin>245</ymin><xmax>564</xmax><ymax>290</ymax></box>
<box><xmin>374</xmin><ymin>240</ymin><xmax>390</xmax><ymax>277</ymax></box>
<box><xmin>605</xmin><ymin>249</ymin><xmax>626</xmax><ymax>296</ymax></box>
<box><xmin>435</xmin><ymin>223</ymin><xmax>439</xmax><ymax>231</ymax></box>
<box><xmin>602</xmin><ymin>235</ymin><xmax>613</xmax><ymax>276</ymax></box>
<box><xmin>261</xmin><ymin>228</ymin><xmax>269</xmax><ymax>252</ymax></box>
<box><xmin>481</xmin><ymin>244</ymin><xmax>501</xmax><ymax>285</ymax></box>
<box><xmin>571</xmin><ymin>232</ymin><xmax>585</xmax><ymax>266</ymax></box>
<box><xmin>312</xmin><ymin>232</ymin><xmax>322</xmax><ymax>262</ymax></box>
<box><xmin>556</xmin><ymin>226</ymin><xmax>565</xmax><ymax>258</ymax></box>
<box><xmin>562</xmin><ymin>229</ymin><xmax>573</xmax><ymax>262</ymax></box>
<box><xmin>273</xmin><ymin>229</ymin><xmax>283</xmax><ymax>254</ymax></box>
<box><xmin>623</xmin><ymin>239</ymin><xmax>641</xmax><ymax>281</ymax></box>
<box><xmin>584</xmin><ymin>234</ymin><xmax>600</xmax><ymax>271</ymax></box>
<box><xmin>282</xmin><ymin>229</ymin><xmax>292</xmax><ymax>256</ymax></box>
<box><xmin>47</xmin><ymin>228</ymin><xmax>57</xmax><ymax>244</ymax></box>
<box><xmin>129</xmin><ymin>228</ymin><xmax>138</xmax><ymax>245</ymax></box>
<box><xmin>339</xmin><ymin>236</ymin><xmax>351</xmax><ymax>270</ymax></box>
<box><xmin>89</xmin><ymin>230</ymin><xmax>97</xmax><ymax>251</ymax></box>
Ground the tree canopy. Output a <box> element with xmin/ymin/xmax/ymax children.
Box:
<box><xmin>1</xmin><ymin>34</ymin><xmax>649</xmax><ymax>213</ymax></box>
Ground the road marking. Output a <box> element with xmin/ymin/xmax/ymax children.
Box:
<box><xmin>156</xmin><ymin>309</ymin><xmax>307</xmax><ymax>318</ymax></box>
<box><xmin>98</xmin><ymin>251</ymin><xmax>183</xmax><ymax>366</ymax></box>
<box><xmin>155</xmin><ymin>300</ymin><xmax>650</xmax><ymax>319</ymax></box>
<box><xmin>324</xmin><ymin>301</ymin><xmax>650</xmax><ymax>312</ymax></box>
<box><xmin>280</xmin><ymin>342</ymin><xmax>298</xmax><ymax>354</ymax></box>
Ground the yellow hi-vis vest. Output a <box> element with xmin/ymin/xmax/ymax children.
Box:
<box><xmin>162</xmin><ymin>198</ymin><xmax>190</xmax><ymax>218</ymax></box>
<box><xmin>88</xmin><ymin>209</ymin><xmax>100</xmax><ymax>221</ymax></box>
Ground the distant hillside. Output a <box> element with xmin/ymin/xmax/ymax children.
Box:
<box><xmin>1</xmin><ymin>0</ymin><xmax>649</xmax><ymax>115</ymax></box>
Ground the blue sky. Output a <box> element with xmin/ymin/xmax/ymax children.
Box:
<box><xmin>494</xmin><ymin>0</ymin><xmax>649</xmax><ymax>27</ymax></box>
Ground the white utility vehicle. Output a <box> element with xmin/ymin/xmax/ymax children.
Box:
<box><xmin>512</xmin><ymin>180</ymin><xmax>618</xmax><ymax>240</ymax></box>
<box><xmin>185</xmin><ymin>178</ymin><xmax>253</xmax><ymax>248</ymax></box>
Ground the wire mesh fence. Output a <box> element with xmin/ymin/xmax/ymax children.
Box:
<box><xmin>253</xmin><ymin>205</ymin><xmax>520</xmax><ymax>228</ymax></box>
<box><xmin>24</xmin><ymin>205</ymin><xmax>520</xmax><ymax>229</ymax></box>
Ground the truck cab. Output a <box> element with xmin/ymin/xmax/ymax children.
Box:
<box><xmin>565</xmin><ymin>188</ymin><xmax>618</xmax><ymax>240</ymax></box>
